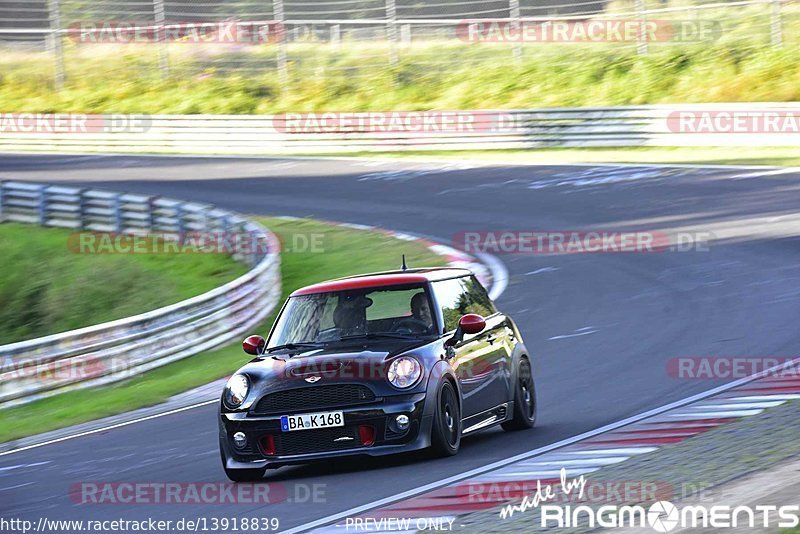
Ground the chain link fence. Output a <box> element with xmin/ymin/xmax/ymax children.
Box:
<box><xmin>0</xmin><ymin>0</ymin><xmax>796</xmax><ymax>91</ymax></box>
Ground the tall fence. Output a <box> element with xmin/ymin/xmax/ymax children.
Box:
<box><xmin>0</xmin><ymin>0</ymin><xmax>796</xmax><ymax>90</ymax></box>
<box><xmin>0</xmin><ymin>104</ymin><xmax>798</xmax><ymax>154</ymax></box>
<box><xmin>0</xmin><ymin>180</ymin><xmax>281</xmax><ymax>408</ymax></box>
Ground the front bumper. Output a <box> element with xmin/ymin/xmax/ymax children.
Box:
<box><xmin>219</xmin><ymin>392</ymin><xmax>433</xmax><ymax>469</ymax></box>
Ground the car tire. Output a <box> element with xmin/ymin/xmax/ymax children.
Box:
<box><xmin>430</xmin><ymin>380</ymin><xmax>461</xmax><ymax>457</ymax></box>
<box><xmin>502</xmin><ymin>357</ymin><xmax>537</xmax><ymax>431</ymax></box>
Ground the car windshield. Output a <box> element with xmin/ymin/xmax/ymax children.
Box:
<box><xmin>267</xmin><ymin>285</ymin><xmax>437</xmax><ymax>348</ymax></box>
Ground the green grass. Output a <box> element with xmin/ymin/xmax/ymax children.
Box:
<box><xmin>0</xmin><ymin>223</ymin><xmax>247</xmax><ymax>345</ymax></box>
<box><xmin>0</xmin><ymin>2</ymin><xmax>798</xmax><ymax>114</ymax></box>
<box><xmin>0</xmin><ymin>217</ymin><xmax>446</xmax><ymax>444</ymax></box>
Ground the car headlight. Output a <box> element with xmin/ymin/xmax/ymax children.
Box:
<box><xmin>224</xmin><ymin>374</ymin><xmax>250</xmax><ymax>408</ymax></box>
<box><xmin>387</xmin><ymin>357</ymin><xmax>422</xmax><ymax>389</ymax></box>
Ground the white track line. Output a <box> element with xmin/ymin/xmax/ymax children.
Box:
<box><xmin>729</xmin><ymin>168</ymin><xmax>800</xmax><ymax>179</ymax></box>
<box><xmin>0</xmin><ymin>400</ymin><xmax>217</xmax><ymax>457</ymax></box>
<box><xmin>281</xmin><ymin>355</ymin><xmax>800</xmax><ymax>534</ymax></box>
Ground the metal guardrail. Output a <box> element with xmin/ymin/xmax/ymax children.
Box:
<box><xmin>0</xmin><ymin>180</ymin><xmax>281</xmax><ymax>408</ymax></box>
<box><xmin>0</xmin><ymin>104</ymin><xmax>798</xmax><ymax>154</ymax></box>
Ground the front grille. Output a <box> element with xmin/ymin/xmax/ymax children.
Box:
<box><xmin>272</xmin><ymin>426</ymin><xmax>362</xmax><ymax>456</ymax></box>
<box><xmin>252</xmin><ymin>384</ymin><xmax>376</xmax><ymax>415</ymax></box>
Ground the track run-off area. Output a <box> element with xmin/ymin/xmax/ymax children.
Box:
<box><xmin>2</xmin><ymin>153</ymin><xmax>800</xmax><ymax>532</ymax></box>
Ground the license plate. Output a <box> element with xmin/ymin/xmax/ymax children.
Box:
<box><xmin>280</xmin><ymin>411</ymin><xmax>344</xmax><ymax>432</ymax></box>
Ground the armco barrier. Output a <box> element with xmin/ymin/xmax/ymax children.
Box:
<box><xmin>0</xmin><ymin>104</ymin><xmax>798</xmax><ymax>154</ymax></box>
<box><xmin>0</xmin><ymin>181</ymin><xmax>281</xmax><ymax>408</ymax></box>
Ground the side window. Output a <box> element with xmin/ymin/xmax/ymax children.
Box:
<box><xmin>463</xmin><ymin>276</ymin><xmax>496</xmax><ymax>316</ymax></box>
<box><xmin>432</xmin><ymin>276</ymin><xmax>497</xmax><ymax>333</ymax></box>
<box><xmin>431</xmin><ymin>279</ymin><xmax>466</xmax><ymax>333</ymax></box>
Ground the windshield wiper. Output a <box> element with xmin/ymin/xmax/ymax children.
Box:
<box><xmin>265</xmin><ymin>342</ymin><xmax>325</xmax><ymax>352</ymax></box>
<box><xmin>338</xmin><ymin>333</ymin><xmax>421</xmax><ymax>341</ymax></box>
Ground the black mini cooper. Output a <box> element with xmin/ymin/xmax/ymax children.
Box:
<box><xmin>219</xmin><ymin>267</ymin><xmax>536</xmax><ymax>481</ymax></box>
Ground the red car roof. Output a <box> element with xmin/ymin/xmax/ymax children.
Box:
<box><xmin>290</xmin><ymin>268</ymin><xmax>471</xmax><ymax>296</ymax></box>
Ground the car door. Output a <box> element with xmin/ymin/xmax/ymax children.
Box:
<box><xmin>431</xmin><ymin>276</ymin><xmax>511</xmax><ymax>419</ymax></box>
<box><xmin>466</xmin><ymin>276</ymin><xmax>514</xmax><ymax>404</ymax></box>
<box><xmin>461</xmin><ymin>275</ymin><xmax>513</xmax><ymax>409</ymax></box>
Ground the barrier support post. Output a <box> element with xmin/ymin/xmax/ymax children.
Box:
<box><xmin>47</xmin><ymin>0</ymin><xmax>65</xmax><ymax>90</ymax></box>
<box><xmin>635</xmin><ymin>0</ymin><xmax>649</xmax><ymax>55</ymax></box>
<box><xmin>78</xmin><ymin>188</ymin><xmax>86</xmax><ymax>228</ymax></box>
<box><xmin>38</xmin><ymin>186</ymin><xmax>47</xmax><ymax>225</ymax></box>
<box><xmin>386</xmin><ymin>0</ymin><xmax>399</xmax><ymax>67</ymax></box>
<box><xmin>771</xmin><ymin>0</ymin><xmax>783</xmax><ymax>48</ymax></box>
<box><xmin>509</xmin><ymin>0</ymin><xmax>522</xmax><ymax>65</ymax></box>
<box><xmin>112</xmin><ymin>194</ymin><xmax>124</xmax><ymax>232</ymax></box>
<box><xmin>153</xmin><ymin>0</ymin><xmax>170</xmax><ymax>78</ymax></box>
<box><xmin>176</xmin><ymin>203</ymin><xmax>186</xmax><ymax>243</ymax></box>
<box><xmin>273</xmin><ymin>0</ymin><xmax>289</xmax><ymax>93</ymax></box>
<box><xmin>400</xmin><ymin>24</ymin><xmax>411</xmax><ymax>44</ymax></box>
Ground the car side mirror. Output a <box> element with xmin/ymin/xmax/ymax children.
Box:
<box><xmin>460</xmin><ymin>314</ymin><xmax>486</xmax><ymax>334</ymax></box>
<box><xmin>444</xmin><ymin>314</ymin><xmax>486</xmax><ymax>347</ymax></box>
<box><xmin>243</xmin><ymin>335</ymin><xmax>266</xmax><ymax>355</ymax></box>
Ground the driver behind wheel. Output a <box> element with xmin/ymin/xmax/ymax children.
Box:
<box><xmin>409</xmin><ymin>292</ymin><xmax>434</xmax><ymax>333</ymax></box>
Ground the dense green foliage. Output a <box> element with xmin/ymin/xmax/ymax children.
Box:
<box><xmin>1</xmin><ymin>36</ymin><xmax>797</xmax><ymax>114</ymax></box>
<box><xmin>0</xmin><ymin>223</ymin><xmax>246</xmax><ymax>345</ymax></box>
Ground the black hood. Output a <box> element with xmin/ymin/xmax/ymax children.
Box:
<box><xmin>231</xmin><ymin>338</ymin><xmax>440</xmax><ymax>408</ymax></box>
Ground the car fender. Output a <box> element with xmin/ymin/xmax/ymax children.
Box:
<box><xmin>422</xmin><ymin>359</ymin><xmax>462</xmax><ymax>420</ymax></box>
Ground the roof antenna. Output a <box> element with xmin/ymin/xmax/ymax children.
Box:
<box><xmin>401</xmin><ymin>254</ymin><xmax>408</xmax><ymax>271</ymax></box>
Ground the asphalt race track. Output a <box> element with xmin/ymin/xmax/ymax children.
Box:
<box><xmin>2</xmin><ymin>154</ymin><xmax>800</xmax><ymax>532</ymax></box>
